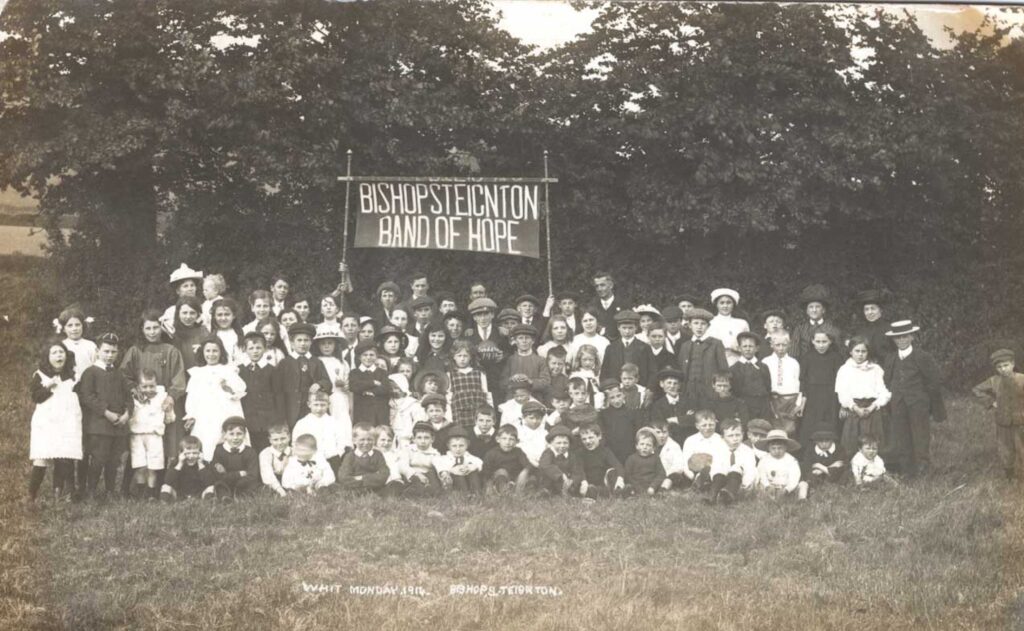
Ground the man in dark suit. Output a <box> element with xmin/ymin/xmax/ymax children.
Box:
<box><xmin>587</xmin><ymin>271</ymin><xmax>627</xmax><ymax>340</ymax></box>
<box><xmin>675</xmin><ymin>309</ymin><xmax>729</xmax><ymax>411</ymax></box>
<box><xmin>882</xmin><ymin>320</ymin><xmax>945</xmax><ymax>477</ymax></box>
<box><xmin>600</xmin><ymin>310</ymin><xmax>657</xmax><ymax>389</ymax></box>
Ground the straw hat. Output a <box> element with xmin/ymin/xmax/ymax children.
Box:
<box><xmin>755</xmin><ymin>429</ymin><xmax>800</xmax><ymax>452</ymax></box>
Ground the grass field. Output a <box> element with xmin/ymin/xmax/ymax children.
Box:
<box><xmin>1</xmin><ymin>262</ymin><xmax>1022</xmax><ymax>630</ymax></box>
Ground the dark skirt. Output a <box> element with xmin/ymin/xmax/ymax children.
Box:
<box><xmin>799</xmin><ymin>384</ymin><xmax>840</xmax><ymax>447</ymax></box>
<box><xmin>839</xmin><ymin>397</ymin><xmax>886</xmax><ymax>456</ymax></box>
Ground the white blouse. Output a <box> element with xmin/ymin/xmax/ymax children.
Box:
<box><xmin>834</xmin><ymin>358</ymin><xmax>891</xmax><ymax>409</ymax></box>
<box><xmin>707</xmin><ymin>314</ymin><xmax>750</xmax><ymax>366</ymax></box>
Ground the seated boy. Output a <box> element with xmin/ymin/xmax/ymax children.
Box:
<box><xmin>468</xmin><ymin>405</ymin><xmax>498</xmax><ymax>459</ymax></box>
<box><xmin>499</xmin><ymin>374</ymin><xmax>539</xmax><ymax>427</ymax></box>
<box><xmin>619</xmin><ymin>363</ymin><xmax>649</xmax><ymax>410</ymax></box>
<box><xmin>578</xmin><ymin>422</ymin><xmax>625</xmax><ymax>499</ymax></box>
<box><xmin>128</xmin><ymin>368</ymin><xmax>174</xmax><ymax>500</ymax></box>
<box><xmin>482</xmin><ymin>424</ymin><xmax>532</xmax><ymax>494</ymax></box>
<box><xmin>209</xmin><ymin>417</ymin><xmax>260</xmax><ymax>500</ymax></box>
<box><xmin>624</xmin><ymin>428</ymin><xmax>669</xmax><ymax>495</ymax></box>
<box><xmin>708</xmin><ymin>419</ymin><xmax>757</xmax><ymax>504</ymax></box>
<box><xmin>707</xmin><ymin>372</ymin><xmax>750</xmax><ymax>426</ymax></box>
<box><xmin>337</xmin><ymin>424</ymin><xmax>390</xmax><ymax>494</ymax></box>
<box><xmin>420</xmin><ymin>393</ymin><xmax>454</xmax><ymax>453</ymax></box>
<box><xmin>544</xmin><ymin>387</ymin><xmax>571</xmax><ymax>428</ymax></box>
<box><xmin>517</xmin><ymin>400</ymin><xmax>550</xmax><ymax>468</ymax></box>
<box><xmin>850</xmin><ymin>434</ymin><xmax>897</xmax><ymax>487</ymax></box>
<box><xmin>537</xmin><ymin>424</ymin><xmax>583</xmax><ymax>496</ymax></box>
<box><xmin>798</xmin><ymin>430</ymin><xmax>845</xmax><ymax>499</ymax></box>
<box><xmin>293</xmin><ymin>391</ymin><xmax>345</xmax><ymax>473</ymax></box>
<box><xmin>258</xmin><ymin>424</ymin><xmax>292</xmax><ymax>498</ymax></box>
<box><xmin>745</xmin><ymin>418</ymin><xmax>772</xmax><ymax>462</ymax></box>
<box><xmin>282</xmin><ymin>433</ymin><xmax>336</xmax><ymax>495</ymax></box>
<box><xmin>754</xmin><ymin>429</ymin><xmax>802</xmax><ymax>499</ymax></box>
<box><xmin>433</xmin><ymin>425</ymin><xmax>483</xmax><ymax>493</ymax></box>
<box><xmin>399</xmin><ymin>422</ymin><xmax>443</xmax><ymax>496</ymax></box>
<box><xmin>647</xmin><ymin>367</ymin><xmax>691</xmax><ymax>445</ymax></box>
<box><xmin>680</xmin><ymin>410</ymin><xmax>724</xmax><ymax>489</ymax></box>
<box><xmin>645</xmin><ymin>419</ymin><xmax>687</xmax><ymax>489</ymax></box>
<box><xmin>160</xmin><ymin>435</ymin><xmax>214</xmax><ymax>502</ymax></box>
<box><xmin>599</xmin><ymin>380</ymin><xmax>640</xmax><ymax>464</ymax></box>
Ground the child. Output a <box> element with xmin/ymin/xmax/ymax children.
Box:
<box><xmin>599</xmin><ymin>381</ymin><xmax>640</xmax><ymax>464</ymax></box>
<box><xmin>448</xmin><ymin>339</ymin><xmax>492</xmax><ymax>428</ymax></box>
<box><xmin>570</xmin><ymin>344</ymin><xmax>604</xmax><ymax>408</ymax></box>
<box><xmin>578</xmin><ymin>423</ymin><xmax>626</xmax><ymax>499</ymax></box>
<box><xmin>420</xmin><ymin>393</ymin><xmax>454</xmax><ymax>453</ymax></box>
<box><xmin>171</xmin><ymin>297</ymin><xmax>207</xmax><ymax>372</ymax></box>
<box><xmin>337</xmin><ymin>424</ymin><xmax>390</xmax><ymax>494</ymax></box>
<box><xmin>708</xmin><ymin>419</ymin><xmax>757</xmax><ymax>504</ymax></box>
<box><xmin>600</xmin><ymin>311</ymin><xmax>655</xmax><ymax>389</ymax></box>
<box><xmin>388</xmin><ymin>373</ymin><xmax>418</xmax><ymax>447</ymax></box>
<box><xmin>730</xmin><ymin>332</ymin><xmax>773</xmax><ymax>421</ymax></box>
<box><xmin>537</xmin><ymin>424</ymin><xmax>583</xmax><ymax>496</ymax></box>
<box><xmin>798</xmin><ymin>331</ymin><xmax>844</xmax><ymax>448</ymax></box>
<box><xmin>544</xmin><ymin>346</ymin><xmax>570</xmax><ymax>405</ymax></box>
<box><xmin>270</xmin><ymin>275</ymin><xmax>291</xmax><ymax>316</ymax></box>
<box><xmin>515</xmin><ymin>293</ymin><xmax>545</xmax><ymax>332</ymax></box>
<box><xmin>646</xmin><ymin>419</ymin><xmax>687</xmax><ymax>489</ymax></box>
<box><xmin>320</xmin><ymin>294</ymin><xmax>342</xmax><ymax>326</ymax></box>
<box><xmin>850</xmin><ymin>435</ymin><xmax>896</xmax><ymax>487</ymax></box>
<box><xmin>160</xmin><ymin>263</ymin><xmax>203</xmax><ymax>338</ymax></box>
<box><xmin>619</xmin><ymin>363</ymin><xmax>649</xmax><ymax>410</ymax></box>
<box><xmin>498</xmin><ymin>374</ymin><xmax>539</xmax><ymax>427</ymax></box>
<box><xmin>545</xmin><ymin>387</ymin><xmax>572</xmax><ymax>428</ymax></box>
<box><xmin>258</xmin><ymin>424</ymin><xmax>291</xmax><ymax>497</ymax></box>
<box><xmin>282</xmin><ymin>433</ymin><xmax>336</xmax><ymax>494</ymax></box>
<box><xmin>707</xmin><ymin>288</ymin><xmax>750</xmax><ymax>367</ymax></box>
<box><xmin>434</xmin><ymin>426</ymin><xmax>484</xmax><ymax>493</ymax></box>
<box><xmin>836</xmin><ymin>336</ymin><xmax>891</xmax><ymax>458</ymax></box>
<box><xmin>185</xmin><ymin>336</ymin><xmax>247</xmax><ymax>461</ymax></box>
<box><xmin>374</xmin><ymin>425</ymin><xmax>407</xmax><ymax>495</ymax></box>
<box><xmin>293</xmin><ymin>391</ymin><xmax>345</xmax><ymax>472</ymax></box>
<box><xmin>239</xmin><ymin>332</ymin><xmax>278</xmax><ymax>453</ymax></box>
<box><xmin>274</xmin><ymin>322</ymin><xmax>330</xmax><ymax>427</ymax></box>
<box><xmin>680</xmin><ymin>410</ymin><xmax>725</xmax><ymax>489</ymax></box>
<box><xmin>758</xmin><ymin>309</ymin><xmax>788</xmax><ymax>360</ymax></box>
<box><xmin>209</xmin><ymin>417</ymin><xmax>260</xmax><ymax>500</ymax></box>
<box><xmin>200</xmin><ymin>273</ymin><xmax>227</xmax><ymax>329</ymax></box>
<box><xmin>538</xmin><ymin>315</ymin><xmax>572</xmax><ymax>359</ymax></box>
<box><xmin>243</xmin><ymin>289</ymin><xmax>273</xmax><ymax>334</ymax></box>
<box><xmin>481</xmin><ymin>425</ymin><xmax>531</xmax><ymax>493</ymax></box>
<box><xmin>790</xmin><ymin>284</ymin><xmax>843</xmax><ymax>361</ymax></box>
<box><xmin>468</xmin><ymin>405</ymin><xmax>498</xmax><ymax>459</ymax></box>
<box><xmin>745</xmin><ymin>418</ymin><xmax>772</xmax><ymax>462</ymax></box>
<box><xmin>624</xmin><ymin>428</ymin><xmax>669</xmax><ymax>495</ymax></box>
<box><xmin>754</xmin><ymin>429</ymin><xmax>802</xmax><ymax>499</ymax></box>
<box><xmin>160</xmin><ymin>435</ymin><xmax>214</xmax><ymax>501</ymax></box>
<box><xmin>708</xmin><ymin>372</ymin><xmax>750</xmax><ymax>427</ymax></box>
<box><xmin>516</xmin><ymin>400</ymin><xmax>549</xmax><ymax>468</ymax></box>
<box><xmin>128</xmin><ymin>369</ymin><xmax>174</xmax><ymax>499</ymax></box>
<box><xmin>349</xmin><ymin>341</ymin><xmax>391</xmax><ymax>427</ymax></box>
<box><xmin>258</xmin><ymin>320</ymin><xmax>287</xmax><ymax>366</ymax></box>
<box><xmin>399</xmin><ymin>422</ymin><xmax>443</xmax><ymax>496</ymax></box>
<box><xmin>647</xmin><ymin>367</ymin><xmax>691</xmax><ymax>444</ymax></box>
<box><xmin>972</xmin><ymin>349</ymin><xmax>1024</xmax><ymax>480</ymax></box>
<box><xmin>676</xmin><ymin>308</ymin><xmax>729</xmax><ymax>410</ymax></box>
<box><xmin>660</xmin><ymin>305</ymin><xmax>687</xmax><ymax>355</ymax></box>
<box><xmin>291</xmin><ymin>294</ymin><xmax>312</xmax><ymax>324</ymax></box>
<box><xmin>58</xmin><ymin>306</ymin><xmax>97</xmax><ymax>382</ymax></box>
<box><xmin>500</xmin><ymin>324</ymin><xmax>551</xmax><ymax>401</ymax></box>
<box><xmin>765</xmin><ymin>332</ymin><xmax>803</xmax><ymax>436</ymax></box>
<box><xmin>882</xmin><ymin>319</ymin><xmax>945</xmax><ymax>477</ymax></box>
<box><xmin>633</xmin><ymin>304</ymin><xmax>660</xmax><ymax>345</ymax></box>
<box><xmin>313</xmin><ymin>324</ymin><xmax>353</xmax><ymax>452</ymax></box>
<box><xmin>209</xmin><ymin>297</ymin><xmax>246</xmax><ymax>365</ymax></box>
<box><xmin>569</xmin><ymin>310</ymin><xmax>610</xmax><ymax>367</ymax></box>
<box><xmin>78</xmin><ymin>333</ymin><xmax>133</xmax><ymax>499</ymax></box>
<box><xmin>798</xmin><ymin>430</ymin><xmax>845</xmax><ymax>499</ymax></box>
<box><xmin>376</xmin><ymin>325</ymin><xmax>408</xmax><ymax>373</ymax></box>
<box><xmin>28</xmin><ymin>339</ymin><xmax>82</xmax><ymax>501</ymax></box>
<box><xmin>646</xmin><ymin>321</ymin><xmax>675</xmax><ymax>372</ymax></box>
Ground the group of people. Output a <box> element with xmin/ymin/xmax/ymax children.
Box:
<box><xmin>25</xmin><ymin>264</ymin><xmax>1024</xmax><ymax>505</ymax></box>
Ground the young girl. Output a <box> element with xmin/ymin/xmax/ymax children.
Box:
<box><xmin>376</xmin><ymin>325</ymin><xmax>409</xmax><ymax>373</ymax></box>
<box><xmin>396</xmin><ymin>357</ymin><xmax>416</xmax><ymax>387</ymax></box>
<box><xmin>448</xmin><ymin>340</ymin><xmax>491</xmax><ymax>428</ymax></box>
<box><xmin>28</xmin><ymin>340</ymin><xmax>82</xmax><ymax>500</ymax></box>
<box><xmin>707</xmin><ymin>288</ymin><xmax>750</xmax><ymax>367</ymax></box>
<box><xmin>416</xmin><ymin>321</ymin><xmax>452</xmax><ymax>376</ymax></box>
<box><xmin>200</xmin><ymin>273</ymin><xmax>227</xmax><ymax>330</ymax></box>
<box><xmin>633</xmin><ymin>304</ymin><xmax>661</xmax><ymax>345</ymax></box>
<box><xmin>358</xmin><ymin>318</ymin><xmax>376</xmax><ymax>345</ymax></box>
<box><xmin>836</xmin><ymin>337</ymin><xmax>891</xmax><ymax>458</ymax></box>
<box><xmin>160</xmin><ymin>263</ymin><xmax>203</xmax><ymax>338</ymax></box>
<box><xmin>568</xmin><ymin>309</ymin><xmax>609</xmax><ymax>367</ymax></box>
<box><xmin>388</xmin><ymin>373</ymin><xmax>419</xmax><ymax>447</ymax></box>
<box><xmin>570</xmin><ymin>344</ymin><xmax>603</xmax><ymax>408</ymax></box>
<box><xmin>538</xmin><ymin>315</ymin><xmax>573</xmax><ymax>359</ymax></box>
<box><xmin>312</xmin><ymin>324</ymin><xmax>353</xmax><ymax>453</ymax></box>
<box><xmin>291</xmin><ymin>294</ymin><xmax>312</xmax><ymax>324</ymax></box>
<box><xmin>58</xmin><ymin>306</ymin><xmax>96</xmax><ymax>382</ymax></box>
<box><xmin>184</xmin><ymin>336</ymin><xmax>247</xmax><ymax>461</ymax></box>
<box><xmin>243</xmin><ymin>289</ymin><xmax>273</xmax><ymax>333</ymax></box>
<box><xmin>391</xmin><ymin>309</ymin><xmax>418</xmax><ymax>356</ymax></box>
<box><xmin>259</xmin><ymin>319</ymin><xmax>288</xmax><ymax>366</ymax></box>
<box><xmin>209</xmin><ymin>297</ymin><xmax>246</xmax><ymax>365</ymax></box>
<box><xmin>320</xmin><ymin>294</ymin><xmax>342</xmax><ymax>325</ymax></box>
<box><xmin>171</xmin><ymin>296</ymin><xmax>207</xmax><ymax>372</ymax></box>
<box><xmin>278</xmin><ymin>309</ymin><xmax>299</xmax><ymax>357</ymax></box>
<box><xmin>798</xmin><ymin>331</ymin><xmax>844</xmax><ymax>449</ymax></box>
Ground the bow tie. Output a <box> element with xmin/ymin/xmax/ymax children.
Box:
<box><xmin>455</xmin><ymin>456</ymin><xmax>464</xmax><ymax>465</ymax></box>
<box><xmin>230</xmin><ymin>447</ymin><xmax>242</xmax><ymax>454</ymax></box>
<box><xmin>300</xmin><ymin>460</ymin><xmax>315</xmax><ymax>468</ymax></box>
<box><xmin>810</xmin><ymin>320</ymin><xmax>823</xmax><ymax>326</ymax></box>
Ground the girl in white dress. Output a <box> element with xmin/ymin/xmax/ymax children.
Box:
<box><xmin>57</xmin><ymin>307</ymin><xmax>97</xmax><ymax>382</ymax></box>
<box><xmin>568</xmin><ymin>309</ymin><xmax>610</xmax><ymax>367</ymax></box>
<box><xmin>707</xmin><ymin>288</ymin><xmax>750</xmax><ymax>367</ymax></box>
<box><xmin>184</xmin><ymin>336</ymin><xmax>247</xmax><ymax>461</ymax></box>
<box><xmin>28</xmin><ymin>340</ymin><xmax>82</xmax><ymax>500</ymax></box>
<box><xmin>209</xmin><ymin>297</ymin><xmax>246</xmax><ymax>366</ymax></box>
<box><xmin>835</xmin><ymin>336</ymin><xmax>891</xmax><ymax>457</ymax></box>
<box><xmin>313</xmin><ymin>323</ymin><xmax>354</xmax><ymax>453</ymax></box>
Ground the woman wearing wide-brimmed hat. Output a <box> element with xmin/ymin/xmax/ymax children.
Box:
<box><xmin>790</xmin><ymin>284</ymin><xmax>843</xmax><ymax>360</ymax></box>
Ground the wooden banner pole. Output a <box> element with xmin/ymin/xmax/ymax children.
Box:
<box><xmin>337</xmin><ymin>149</ymin><xmax>353</xmax><ymax>310</ymax></box>
<box><xmin>543</xmin><ymin>150</ymin><xmax>553</xmax><ymax>298</ymax></box>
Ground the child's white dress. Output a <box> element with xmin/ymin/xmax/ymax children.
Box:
<box><xmin>62</xmin><ymin>337</ymin><xmax>97</xmax><ymax>382</ymax></box>
<box><xmin>29</xmin><ymin>373</ymin><xmax>83</xmax><ymax>461</ymax></box>
<box><xmin>319</xmin><ymin>356</ymin><xmax>353</xmax><ymax>451</ymax></box>
<box><xmin>186</xmin><ymin>363</ymin><xmax>248</xmax><ymax>460</ymax></box>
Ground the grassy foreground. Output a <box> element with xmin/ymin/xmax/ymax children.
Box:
<box><xmin>1</xmin><ymin>267</ymin><xmax>1023</xmax><ymax>630</ymax></box>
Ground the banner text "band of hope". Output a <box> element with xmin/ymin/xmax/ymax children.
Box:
<box><xmin>354</xmin><ymin>182</ymin><xmax>542</xmax><ymax>258</ymax></box>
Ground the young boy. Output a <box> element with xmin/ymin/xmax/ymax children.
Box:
<box><xmin>882</xmin><ymin>319</ymin><xmax>945</xmax><ymax>477</ymax></box>
<box><xmin>600</xmin><ymin>311</ymin><xmax>656</xmax><ymax>389</ymax></box>
<box><xmin>619</xmin><ymin>363</ymin><xmax>649</xmax><ymax>410</ymax></box>
<box><xmin>646</xmin><ymin>419</ymin><xmax>687</xmax><ymax>489</ymax></box>
<box><xmin>239</xmin><ymin>332</ymin><xmax>277</xmax><ymax>453</ymax></box>
<box><xmin>399</xmin><ymin>422</ymin><xmax>443</xmax><ymax>496</ymax></box>
<box><xmin>707</xmin><ymin>372</ymin><xmax>750</xmax><ymax>426</ymax></box>
<box><xmin>350</xmin><ymin>341</ymin><xmax>392</xmax><ymax>427</ymax></box>
<box><xmin>515</xmin><ymin>293</ymin><xmax>545</xmax><ymax>332</ymax></box>
<box><xmin>420</xmin><ymin>393</ymin><xmax>454</xmax><ymax>453</ymax></box>
<box><xmin>481</xmin><ymin>424</ymin><xmax>532</xmax><ymax>494</ymax></box>
<box><xmin>160</xmin><ymin>435</ymin><xmax>214</xmax><ymax>502</ymax></box>
<box><xmin>128</xmin><ymin>368</ymin><xmax>174</xmax><ymax>499</ymax></box>
<box><xmin>545</xmin><ymin>347</ymin><xmax>570</xmax><ymax>403</ymax></box>
<box><xmin>676</xmin><ymin>308</ymin><xmax>729</xmax><ymax>410</ymax></box>
<box><xmin>468</xmin><ymin>405</ymin><xmax>497</xmax><ymax>459</ymax></box>
<box><xmin>745</xmin><ymin>418</ymin><xmax>772</xmax><ymax>462</ymax></box>
<box><xmin>499</xmin><ymin>324</ymin><xmax>551</xmax><ymax>401</ymax></box>
<box><xmin>708</xmin><ymin>419</ymin><xmax>757</xmax><ymax>504</ymax></box>
<box><xmin>274</xmin><ymin>322</ymin><xmax>330</xmax><ymax>427</ymax></box>
<box><xmin>624</xmin><ymin>428</ymin><xmax>669</xmax><ymax>495</ymax></box>
<box><xmin>282</xmin><ymin>433</ymin><xmax>336</xmax><ymax>494</ymax></box>
<box><xmin>209</xmin><ymin>417</ymin><xmax>260</xmax><ymax>500</ymax></box>
<box><xmin>499</xmin><ymin>374</ymin><xmax>539</xmax><ymax>427</ymax></box>
<box><xmin>537</xmin><ymin>424</ymin><xmax>583</xmax><ymax>496</ymax></box>
<box><xmin>78</xmin><ymin>332</ymin><xmax>133</xmax><ymax>499</ymax></box>
<box><xmin>680</xmin><ymin>410</ymin><xmax>725</xmax><ymax>489</ymax></box>
<box><xmin>754</xmin><ymin>429</ymin><xmax>802</xmax><ymax>499</ymax></box>
<box><xmin>850</xmin><ymin>434</ymin><xmax>897</xmax><ymax>487</ymax></box>
<box><xmin>798</xmin><ymin>430</ymin><xmax>845</xmax><ymax>499</ymax></box>
<box><xmin>544</xmin><ymin>387</ymin><xmax>572</xmax><ymax>429</ymax></box>
<box><xmin>567</xmin><ymin>376</ymin><xmax>598</xmax><ymax>418</ymax></box>
<box><xmin>647</xmin><ymin>320</ymin><xmax>676</xmax><ymax>371</ymax></box>
<box><xmin>577</xmin><ymin>423</ymin><xmax>626</xmax><ymax>499</ymax></box>
<box><xmin>730</xmin><ymin>332</ymin><xmax>774</xmax><ymax>421</ymax></box>
<box><xmin>765</xmin><ymin>333</ymin><xmax>803</xmax><ymax>436</ymax></box>
<box><xmin>292</xmin><ymin>391</ymin><xmax>345</xmax><ymax>472</ymax></box>
<box><xmin>434</xmin><ymin>426</ymin><xmax>484</xmax><ymax>493</ymax></box>
<box><xmin>599</xmin><ymin>381</ymin><xmax>640</xmax><ymax>465</ymax></box>
<box><xmin>517</xmin><ymin>400</ymin><xmax>550</xmax><ymax>468</ymax></box>
<box><xmin>337</xmin><ymin>424</ymin><xmax>390</xmax><ymax>494</ymax></box>
<box><xmin>647</xmin><ymin>367</ymin><xmax>691</xmax><ymax>445</ymax></box>
<box><xmin>258</xmin><ymin>424</ymin><xmax>292</xmax><ymax>497</ymax></box>
<box><xmin>973</xmin><ymin>348</ymin><xmax>1024</xmax><ymax>480</ymax></box>
<box><xmin>660</xmin><ymin>305</ymin><xmax>688</xmax><ymax>354</ymax></box>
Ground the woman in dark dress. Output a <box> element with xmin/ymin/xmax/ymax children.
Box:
<box><xmin>798</xmin><ymin>330</ymin><xmax>844</xmax><ymax>450</ymax></box>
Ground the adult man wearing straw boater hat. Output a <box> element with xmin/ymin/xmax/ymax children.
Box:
<box><xmin>587</xmin><ymin>270</ymin><xmax>629</xmax><ymax>340</ymax></box>
<box><xmin>881</xmin><ymin>319</ymin><xmax>946</xmax><ymax>477</ymax></box>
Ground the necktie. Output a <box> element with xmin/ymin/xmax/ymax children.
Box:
<box><xmin>730</xmin><ymin>451</ymin><xmax>736</xmax><ymax>466</ymax></box>
<box><xmin>777</xmin><ymin>356</ymin><xmax>783</xmax><ymax>387</ymax></box>
<box><xmin>455</xmin><ymin>456</ymin><xmax>464</xmax><ymax>465</ymax></box>
<box><xmin>277</xmin><ymin>452</ymin><xmax>286</xmax><ymax>461</ymax></box>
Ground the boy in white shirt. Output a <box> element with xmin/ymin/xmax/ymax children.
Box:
<box><xmin>516</xmin><ymin>401</ymin><xmax>549</xmax><ymax>468</ymax></box>
<box><xmin>680</xmin><ymin>410</ymin><xmax>724</xmax><ymax>489</ymax></box>
<box><xmin>764</xmin><ymin>333</ymin><xmax>803</xmax><ymax>435</ymax></box>
<box><xmin>645</xmin><ymin>419</ymin><xmax>687</xmax><ymax>489</ymax></box>
<box><xmin>399</xmin><ymin>422</ymin><xmax>443</xmax><ymax>496</ymax></box>
<box><xmin>433</xmin><ymin>426</ymin><xmax>483</xmax><ymax>493</ymax></box>
<box><xmin>755</xmin><ymin>429</ymin><xmax>802</xmax><ymax>499</ymax></box>
<box><xmin>128</xmin><ymin>369</ymin><xmax>174</xmax><ymax>500</ymax></box>
<box><xmin>708</xmin><ymin>419</ymin><xmax>757</xmax><ymax>504</ymax></box>
<box><xmin>499</xmin><ymin>374</ymin><xmax>540</xmax><ymax>427</ymax></box>
<box><xmin>292</xmin><ymin>391</ymin><xmax>345</xmax><ymax>472</ymax></box>
<box><xmin>258</xmin><ymin>424</ymin><xmax>291</xmax><ymax>498</ymax></box>
<box><xmin>281</xmin><ymin>433</ymin><xmax>335</xmax><ymax>495</ymax></box>
<box><xmin>851</xmin><ymin>434</ymin><xmax>897</xmax><ymax>487</ymax></box>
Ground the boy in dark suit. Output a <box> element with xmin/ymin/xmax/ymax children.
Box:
<box><xmin>350</xmin><ymin>341</ymin><xmax>392</xmax><ymax>427</ymax></box>
<box><xmin>730</xmin><ymin>332</ymin><xmax>774</xmax><ymax>422</ymax></box>
<box><xmin>646</xmin><ymin>367</ymin><xmax>691</xmax><ymax>444</ymax></box>
<box><xmin>209</xmin><ymin>417</ymin><xmax>260</xmax><ymax>500</ymax></box>
<box><xmin>240</xmin><ymin>333</ymin><xmax>277</xmax><ymax>453</ymax></box>
<box><xmin>676</xmin><ymin>308</ymin><xmax>729</xmax><ymax>411</ymax></box>
<box><xmin>273</xmin><ymin>323</ymin><xmax>330</xmax><ymax>428</ymax></box>
<box><xmin>600</xmin><ymin>310</ymin><xmax>656</xmax><ymax>388</ymax></box>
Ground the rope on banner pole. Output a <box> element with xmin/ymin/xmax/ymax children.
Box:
<box><xmin>543</xmin><ymin>150</ymin><xmax>553</xmax><ymax>298</ymax></box>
